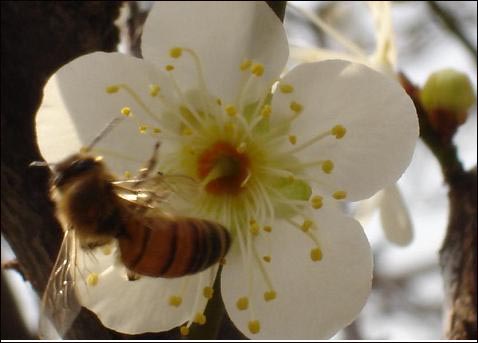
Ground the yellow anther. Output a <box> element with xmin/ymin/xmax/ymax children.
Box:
<box><xmin>149</xmin><ymin>84</ymin><xmax>160</xmax><ymax>96</ymax></box>
<box><xmin>225</xmin><ymin>105</ymin><xmax>237</xmax><ymax>117</ymax></box>
<box><xmin>86</xmin><ymin>273</ymin><xmax>99</xmax><ymax>286</ymax></box>
<box><xmin>310</xmin><ymin>247</ymin><xmax>323</xmax><ymax>261</ymax></box>
<box><xmin>153</xmin><ymin>127</ymin><xmax>161</xmax><ymax>134</ymax></box>
<box><xmin>168</xmin><ymin>295</ymin><xmax>182</xmax><ymax>307</ymax></box>
<box><xmin>288</xmin><ymin>135</ymin><xmax>297</xmax><ymax>145</ymax></box>
<box><xmin>180</xmin><ymin>325</ymin><xmax>189</xmax><ymax>336</ymax></box>
<box><xmin>216</xmin><ymin>98</ymin><xmax>222</xmax><ymax>106</ymax></box>
<box><xmin>181</xmin><ymin>126</ymin><xmax>193</xmax><ymax>136</ymax></box>
<box><xmin>79</xmin><ymin>146</ymin><xmax>88</xmax><ymax>154</ymax></box>
<box><xmin>236</xmin><ymin>297</ymin><xmax>249</xmax><ymax>311</ymax></box>
<box><xmin>301</xmin><ymin>219</ymin><xmax>314</xmax><ymax>232</ymax></box>
<box><xmin>311</xmin><ymin>195</ymin><xmax>323</xmax><ymax>209</ymax></box>
<box><xmin>124</xmin><ymin>170</ymin><xmax>132</xmax><ymax>178</ymax></box>
<box><xmin>165</xmin><ymin>64</ymin><xmax>175</xmax><ymax>71</ymax></box>
<box><xmin>101</xmin><ymin>245</ymin><xmax>112</xmax><ymax>255</ymax></box>
<box><xmin>263</xmin><ymin>225</ymin><xmax>272</xmax><ymax>233</ymax></box>
<box><xmin>121</xmin><ymin>107</ymin><xmax>132</xmax><ymax>116</ymax></box>
<box><xmin>139</xmin><ymin>125</ymin><xmax>148</xmax><ymax>134</ymax></box>
<box><xmin>264</xmin><ymin>290</ymin><xmax>277</xmax><ymax>301</ymax></box>
<box><xmin>94</xmin><ymin>156</ymin><xmax>103</xmax><ymax>162</ymax></box>
<box><xmin>333</xmin><ymin>191</ymin><xmax>347</xmax><ymax>200</ymax></box>
<box><xmin>250</xmin><ymin>223</ymin><xmax>260</xmax><ymax>236</ymax></box>
<box><xmin>169</xmin><ymin>47</ymin><xmax>183</xmax><ymax>58</ymax></box>
<box><xmin>263</xmin><ymin>255</ymin><xmax>271</xmax><ymax>263</ymax></box>
<box><xmin>331</xmin><ymin>125</ymin><xmax>346</xmax><ymax>139</ymax></box>
<box><xmin>203</xmin><ymin>286</ymin><xmax>214</xmax><ymax>299</ymax></box>
<box><xmin>322</xmin><ymin>160</ymin><xmax>334</xmax><ymax>174</ymax></box>
<box><xmin>248</xmin><ymin>320</ymin><xmax>261</xmax><ymax>334</ymax></box>
<box><xmin>261</xmin><ymin>104</ymin><xmax>272</xmax><ymax>118</ymax></box>
<box><xmin>251</xmin><ymin>63</ymin><xmax>264</xmax><ymax>76</ymax></box>
<box><xmin>279</xmin><ymin>83</ymin><xmax>294</xmax><ymax>93</ymax></box>
<box><xmin>106</xmin><ymin>85</ymin><xmax>119</xmax><ymax>94</ymax></box>
<box><xmin>240</xmin><ymin>59</ymin><xmax>252</xmax><ymax>71</ymax></box>
<box><xmin>290</xmin><ymin>101</ymin><xmax>303</xmax><ymax>114</ymax></box>
<box><xmin>193</xmin><ymin>313</ymin><xmax>207</xmax><ymax>325</ymax></box>
<box><xmin>249</xmin><ymin>218</ymin><xmax>257</xmax><ymax>225</ymax></box>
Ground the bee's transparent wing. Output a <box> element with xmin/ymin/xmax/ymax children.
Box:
<box><xmin>113</xmin><ymin>174</ymin><xmax>200</xmax><ymax>214</ymax></box>
<box><xmin>39</xmin><ymin>229</ymin><xmax>81</xmax><ymax>339</ymax></box>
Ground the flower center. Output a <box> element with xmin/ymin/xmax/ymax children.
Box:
<box><xmin>197</xmin><ymin>141</ymin><xmax>250</xmax><ymax>195</ymax></box>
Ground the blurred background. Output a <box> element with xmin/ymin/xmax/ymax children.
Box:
<box><xmin>2</xmin><ymin>1</ymin><xmax>476</xmax><ymax>339</ymax></box>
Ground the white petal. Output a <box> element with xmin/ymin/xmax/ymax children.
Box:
<box><xmin>37</xmin><ymin>52</ymin><xmax>172</xmax><ymax>174</ymax></box>
<box><xmin>272</xmin><ymin>60</ymin><xmax>418</xmax><ymax>201</ymax></box>
<box><xmin>76</xmin><ymin>245</ymin><xmax>215</xmax><ymax>334</ymax></box>
<box><xmin>379</xmin><ymin>184</ymin><xmax>414</xmax><ymax>246</ymax></box>
<box><xmin>221</xmin><ymin>206</ymin><xmax>373</xmax><ymax>339</ymax></box>
<box><xmin>142</xmin><ymin>1</ymin><xmax>289</xmax><ymax>104</ymax></box>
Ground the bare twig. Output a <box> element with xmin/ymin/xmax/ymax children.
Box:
<box><xmin>427</xmin><ymin>1</ymin><xmax>477</xmax><ymax>60</ymax></box>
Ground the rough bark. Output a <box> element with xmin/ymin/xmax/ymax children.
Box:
<box><xmin>1</xmin><ymin>1</ymin><xmax>122</xmax><ymax>339</ymax></box>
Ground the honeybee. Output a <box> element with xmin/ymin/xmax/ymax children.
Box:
<box><xmin>35</xmin><ymin>118</ymin><xmax>231</xmax><ymax>338</ymax></box>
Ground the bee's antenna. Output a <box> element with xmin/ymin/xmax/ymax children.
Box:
<box><xmin>84</xmin><ymin>116</ymin><xmax>126</xmax><ymax>153</ymax></box>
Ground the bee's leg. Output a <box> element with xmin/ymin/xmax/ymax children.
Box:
<box><xmin>135</xmin><ymin>141</ymin><xmax>160</xmax><ymax>187</ymax></box>
<box><xmin>126</xmin><ymin>270</ymin><xmax>141</xmax><ymax>281</ymax></box>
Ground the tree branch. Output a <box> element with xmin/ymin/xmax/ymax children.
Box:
<box><xmin>400</xmin><ymin>73</ymin><xmax>477</xmax><ymax>339</ymax></box>
<box><xmin>427</xmin><ymin>1</ymin><xmax>477</xmax><ymax>60</ymax></box>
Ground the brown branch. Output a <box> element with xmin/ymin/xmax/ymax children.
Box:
<box><xmin>400</xmin><ymin>73</ymin><xmax>477</xmax><ymax>339</ymax></box>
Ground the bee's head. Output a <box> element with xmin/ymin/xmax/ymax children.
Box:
<box><xmin>52</xmin><ymin>154</ymin><xmax>104</xmax><ymax>188</ymax></box>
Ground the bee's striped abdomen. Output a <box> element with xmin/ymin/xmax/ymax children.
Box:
<box><xmin>118</xmin><ymin>216</ymin><xmax>230</xmax><ymax>278</ymax></box>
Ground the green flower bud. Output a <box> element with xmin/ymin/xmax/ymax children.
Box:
<box><xmin>420</xmin><ymin>68</ymin><xmax>475</xmax><ymax>121</ymax></box>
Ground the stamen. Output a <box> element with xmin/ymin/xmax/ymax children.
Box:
<box><xmin>123</xmin><ymin>171</ymin><xmax>132</xmax><ymax>178</ymax></box>
<box><xmin>149</xmin><ymin>84</ymin><xmax>160</xmax><ymax>97</ymax></box>
<box><xmin>165</xmin><ymin>64</ymin><xmax>175</xmax><ymax>71</ymax></box>
<box><xmin>263</xmin><ymin>255</ymin><xmax>271</xmax><ymax>263</ymax></box>
<box><xmin>153</xmin><ymin>127</ymin><xmax>161</xmax><ymax>134</ymax></box>
<box><xmin>288</xmin><ymin>135</ymin><xmax>297</xmax><ymax>145</ymax></box>
<box><xmin>101</xmin><ymin>244</ymin><xmax>112</xmax><ymax>255</ymax></box>
<box><xmin>203</xmin><ymin>286</ymin><xmax>214</xmax><ymax>300</ymax></box>
<box><xmin>322</xmin><ymin>160</ymin><xmax>334</xmax><ymax>174</ymax></box>
<box><xmin>264</xmin><ymin>290</ymin><xmax>277</xmax><ymax>301</ymax></box>
<box><xmin>301</xmin><ymin>219</ymin><xmax>314</xmax><ymax>232</ymax></box>
<box><xmin>310</xmin><ymin>247</ymin><xmax>323</xmax><ymax>261</ymax></box>
<box><xmin>169</xmin><ymin>47</ymin><xmax>183</xmax><ymax>58</ymax></box>
<box><xmin>311</xmin><ymin>195</ymin><xmax>323</xmax><ymax>209</ymax></box>
<box><xmin>121</xmin><ymin>107</ymin><xmax>132</xmax><ymax>117</ymax></box>
<box><xmin>193</xmin><ymin>313</ymin><xmax>207</xmax><ymax>325</ymax></box>
<box><xmin>236</xmin><ymin>297</ymin><xmax>249</xmax><ymax>311</ymax></box>
<box><xmin>251</xmin><ymin>63</ymin><xmax>264</xmax><ymax>77</ymax></box>
<box><xmin>105</xmin><ymin>85</ymin><xmax>119</xmax><ymax>94</ymax></box>
<box><xmin>331</xmin><ymin>125</ymin><xmax>346</xmax><ymax>139</ymax></box>
<box><xmin>279</xmin><ymin>83</ymin><xmax>294</xmax><ymax>93</ymax></box>
<box><xmin>290</xmin><ymin>101</ymin><xmax>303</xmax><ymax>114</ymax></box>
<box><xmin>138</xmin><ymin>125</ymin><xmax>148</xmax><ymax>134</ymax></box>
<box><xmin>86</xmin><ymin>272</ymin><xmax>99</xmax><ymax>286</ymax></box>
<box><xmin>168</xmin><ymin>295</ymin><xmax>182</xmax><ymax>307</ymax></box>
<box><xmin>248</xmin><ymin>320</ymin><xmax>261</xmax><ymax>334</ymax></box>
<box><xmin>333</xmin><ymin>190</ymin><xmax>347</xmax><ymax>200</ymax></box>
<box><xmin>240</xmin><ymin>59</ymin><xmax>252</xmax><ymax>71</ymax></box>
<box><xmin>180</xmin><ymin>325</ymin><xmax>189</xmax><ymax>336</ymax></box>
<box><xmin>263</xmin><ymin>225</ymin><xmax>272</xmax><ymax>233</ymax></box>
<box><xmin>225</xmin><ymin>104</ymin><xmax>237</xmax><ymax>117</ymax></box>
<box><xmin>249</xmin><ymin>223</ymin><xmax>260</xmax><ymax>236</ymax></box>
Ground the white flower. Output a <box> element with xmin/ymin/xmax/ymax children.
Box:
<box><xmin>290</xmin><ymin>1</ymin><xmax>414</xmax><ymax>246</ymax></box>
<box><xmin>37</xmin><ymin>1</ymin><xmax>418</xmax><ymax>339</ymax></box>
